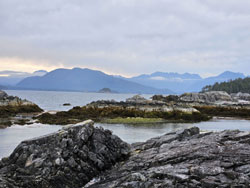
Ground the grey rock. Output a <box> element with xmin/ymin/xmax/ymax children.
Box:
<box><xmin>231</xmin><ymin>92</ymin><xmax>250</xmax><ymax>101</ymax></box>
<box><xmin>180</xmin><ymin>91</ymin><xmax>233</xmax><ymax>103</ymax></box>
<box><xmin>0</xmin><ymin>91</ymin><xmax>7</xmax><ymax>99</ymax></box>
<box><xmin>0</xmin><ymin>120</ymin><xmax>130</xmax><ymax>188</ymax></box>
<box><xmin>126</xmin><ymin>95</ymin><xmax>148</xmax><ymax>103</ymax></box>
<box><xmin>89</xmin><ymin>127</ymin><xmax>250</xmax><ymax>188</ymax></box>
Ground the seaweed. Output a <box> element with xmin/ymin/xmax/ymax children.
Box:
<box><xmin>36</xmin><ymin>106</ymin><xmax>211</xmax><ymax>125</ymax></box>
<box><xmin>0</xmin><ymin>105</ymin><xmax>43</xmax><ymax>118</ymax></box>
<box><xmin>194</xmin><ymin>106</ymin><xmax>250</xmax><ymax>118</ymax></box>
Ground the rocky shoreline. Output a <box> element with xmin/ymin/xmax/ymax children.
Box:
<box><xmin>0</xmin><ymin>91</ymin><xmax>43</xmax><ymax>128</ymax></box>
<box><xmin>1</xmin><ymin>120</ymin><xmax>250</xmax><ymax>187</ymax></box>
<box><xmin>35</xmin><ymin>91</ymin><xmax>250</xmax><ymax>126</ymax></box>
<box><xmin>2</xmin><ymin>90</ymin><xmax>250</xmax><ymax>128</ymax></box>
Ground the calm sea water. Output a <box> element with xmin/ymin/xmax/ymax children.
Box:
<box><xmin>5</xmin><ymin>90</ymin><xmax>152</xmax><ymax>111</ymax></box>
<box><xmin>1</xmin><ymin>90</ymin><xmax>250</xmax><ymax>159</ymax></box>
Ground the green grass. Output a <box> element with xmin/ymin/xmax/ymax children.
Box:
<box><xmin>101</xmin><ymin>117</ymin><xmax>166</xmax><ymax>124</ymax></box>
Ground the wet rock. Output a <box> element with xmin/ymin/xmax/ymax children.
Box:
<box><xmin>63</xmin><ymin>103</ymin><xmax>71</xmax><ymax>106</ymax></box>
<box><xmin>89</xmin><ymin>127</ymin><xmax>250</xmax><ymax>188</ymax></box>
<box><xmin>0</xmin><ymin>120</ymin><xmax>130</xmax><ymax>188</ymax></box>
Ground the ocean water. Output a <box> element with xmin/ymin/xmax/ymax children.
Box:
<box><xmin>5</xmin><ymin>90</ymin><xmax>152</xmax><ymax>111</ymax></box>
<box><xmin>1</xmin><ymin>90</ymin><xmax>250</xmax><ymax>159</ymax></box>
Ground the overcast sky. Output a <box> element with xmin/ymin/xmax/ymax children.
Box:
<box><xmin>0</xmin><ymin>0</ymin><xmax>250</xmax><ymax>77</ymax></box>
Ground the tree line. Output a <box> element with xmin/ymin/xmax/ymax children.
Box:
<box><xmin>202</xmin><ymin>77</ymin><xmax>250</xmax><ymax>94</ymax></box>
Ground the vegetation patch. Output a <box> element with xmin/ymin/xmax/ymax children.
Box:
<box><xmin>194</xmin><ymin>106</ymin><xmax>250</xmax><ymax>118</ymax></box>
<box><xmin>36</xmin><ymin>106</ymin><xmax>211</xmax><ymax>125</ymax></box>
<box><xmin>101</xmin><ymin>117</ymin><xmax>166</xmax><ymax>124</ymax></box>
<box><xmin>0</xmin><ymin>105</ymin><xmax>43</xmax><ymax>118</ymax></box>
<box><xmin>0</xmin><ymin>120</ymin><xmax>12</xmax><ymax>129</ymax></box>
<box><xmin>202</xmin><ymin>77</ymin><xmax>250</xmax><ymax>94</ymax></box>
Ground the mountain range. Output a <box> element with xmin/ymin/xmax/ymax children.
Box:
<box><xmin>16</xmin><ymin>68</ymin><xmax>172</xmax><ymax>94</ymax></box>
<box><xmin>125</xmin><ymin>71</ymin><xmax>245</xmax><ymax>93</ymax></box>
<box><xmin>0</xmin><ymin>70</ymin><xmax>47</xmax><ymax>86</ymax></box>
<box><xmin>0</xmin><ymin>68</ymin><xmax>246</xmax><ymax>94</ymax></box>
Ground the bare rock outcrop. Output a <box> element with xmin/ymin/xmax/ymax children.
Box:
<box><xmin>180</xmin><ymin>91</ymin><xmax>233</xmax><ymax>104</ymax></box>
<box><xmin>0</xmin><ymin>91</ymin><xmax>7</xmax><ymax>99</ymax></box>
<box><xmin>2</xmin><ymin>122</ymin><xmax>250</xmax><ymax>188</ymax></box>
<box><xmin>0</xmin><ymin>90</ymin><xmax>43</xmax><ymax>128</ymax></box>
<box><xmin>231</xmin><ymin>92</ymin><xmax>250</xmax><ymax>102</ymax></box>
<box><xmin>0</xmin><ymin>120</ymin><xmax>130</xmax><ymax>188</ymax></box>
<box><xmin>89</xmin><ymin>127</ymin><xmax>250</xmax><ymax>188</ymax></box>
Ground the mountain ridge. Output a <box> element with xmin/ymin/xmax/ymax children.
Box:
<box><xmin>126</xmin><ymin>71</ymin><xmax>245</xmax><ymax>93</ymax></box>
<box><xmin>16</xmin><ymin>68</ymin><xmax>173</xmax><ymax>94</ymax></box>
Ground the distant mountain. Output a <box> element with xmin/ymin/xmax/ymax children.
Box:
<box><xmin>126</xmin><ymin>71</ymin><xmax>245</xmax><ymax>94</ymax></box>
<box><xmin>0</xmin><ymin>70</ymin><xmax>48</xmax><ymax>86</ymax></box>
<box><xmin>132</xmin><ymin>72</ymin><xmax>202</xmax><ymax>80</ymax></box>
<box><xmin>190</xmin><ymin>71</ymin><xmax>245</xmax><ymax>93</ymax></box>
<box><xmin>33</xmin><ymin>70</ymin><xmax>48</xmax><ymax>76</ymax></box>
<box><xmin>202</xmin><ymin>77</ymin><xmax>250</xmax><ymax>94</ymax></box>
<box><xmin>16</xmin><ymin>68</ymin><xmax>173</xmax><ymax>94</ymax></box>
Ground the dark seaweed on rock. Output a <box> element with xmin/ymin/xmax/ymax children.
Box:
<box><xmin>195</xmin><ymin>106</ymin><xmax>250</xmax><ymax>118</ymax></box>
<box><xmin>0</xmin><ymin>105</ymin><xmax>43</xmax><ymax>118</ymax></box>
<box><xmin>36</xmin><ymin>106</ymin><xmax>210</xmax><ymax>125</ymax></box>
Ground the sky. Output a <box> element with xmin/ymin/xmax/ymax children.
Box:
<box><xmin>0</xmin><ymin>0</ymin><xmax>250</xmax><ymax>77</ymax></box>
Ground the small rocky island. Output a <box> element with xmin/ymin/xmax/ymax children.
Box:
<box><xmin>98</xmin><ymin>88</ymin><xmax>117</xmax><ymax>93</ymax></box>
<box><xmin>0</xmin><ymin>90</ymin><xmax>43</xmax><ymax>128</ymax></box>
<box><xmin>1</xmin><ymin>120</ymin><xmax>250</xmax><ymax>187</ymax></box>
<box><xmin>37</xmin><ymin>91</ymin><xmax>250</xmax><ymax>125</ymax></box>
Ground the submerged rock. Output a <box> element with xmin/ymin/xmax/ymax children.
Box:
<box><xmin>63</xmin><ymin>103</ymin><xmax>71</xmax><ymax>106</ymax></box>
<box><xmin>89</xmin><ymin>127</ymin><xmax>250</xmax><ymax>188</ymax></box>
<box><xmin>0</xmin><ymin>120</ymin><xmax>130</xmax><ymax>188</ymax></box>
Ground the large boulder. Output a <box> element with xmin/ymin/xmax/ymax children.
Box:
<box><xmin>89</xmin><ymin>127</ymin><xmax>250</xmax><ymax>187</ymax></box>
<box><xmin>180</xmin><ymin>91</ymin><xmax>232</xmax><ymax>103</ymax></box>
<box><xmin>0</xmin><ymin>120</ymin><xmax>130</xmax><ymax>188</ymax></box>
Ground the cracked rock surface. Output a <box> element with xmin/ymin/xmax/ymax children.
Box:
<box><xmin>1</xmin><ymin>120</ymin><xmax>250</xmax><ymax>188</ymax></box>
<box><xmin>89</xmin><ymin>127</ymin><xmax>250</xmax><ymax>188</ymax></box>
<box><xmin>0</xmin><ymin>120</ymin><xmax>130</xmax><ymax>188</ymax></box>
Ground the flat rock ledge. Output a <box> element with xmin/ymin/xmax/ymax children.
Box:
<box><xmin>89</xmin><ymin>127</ymin><xmax>250</xmax><ymax>188</ymax></box>
<box><xmin>0</xmin><ymin>120</ymin><xmax>130</xmax><ymax>188</ymax></box>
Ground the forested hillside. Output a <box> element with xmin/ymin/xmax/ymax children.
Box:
<box><xmin>202</xmin><ymin>77</ymin><xmax>250</xmax><ymax>94</ymax></box>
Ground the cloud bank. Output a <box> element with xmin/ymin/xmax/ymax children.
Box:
<box><xmin>0</xmin><ymin>0</ymin><xmax>250</xmax><ymax>77</ymax></box>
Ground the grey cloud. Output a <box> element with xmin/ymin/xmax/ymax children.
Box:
<box><xmin>0</xmin><ymin>0</ymin><xmax>250</xmax><ymax>76</ymax></box>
